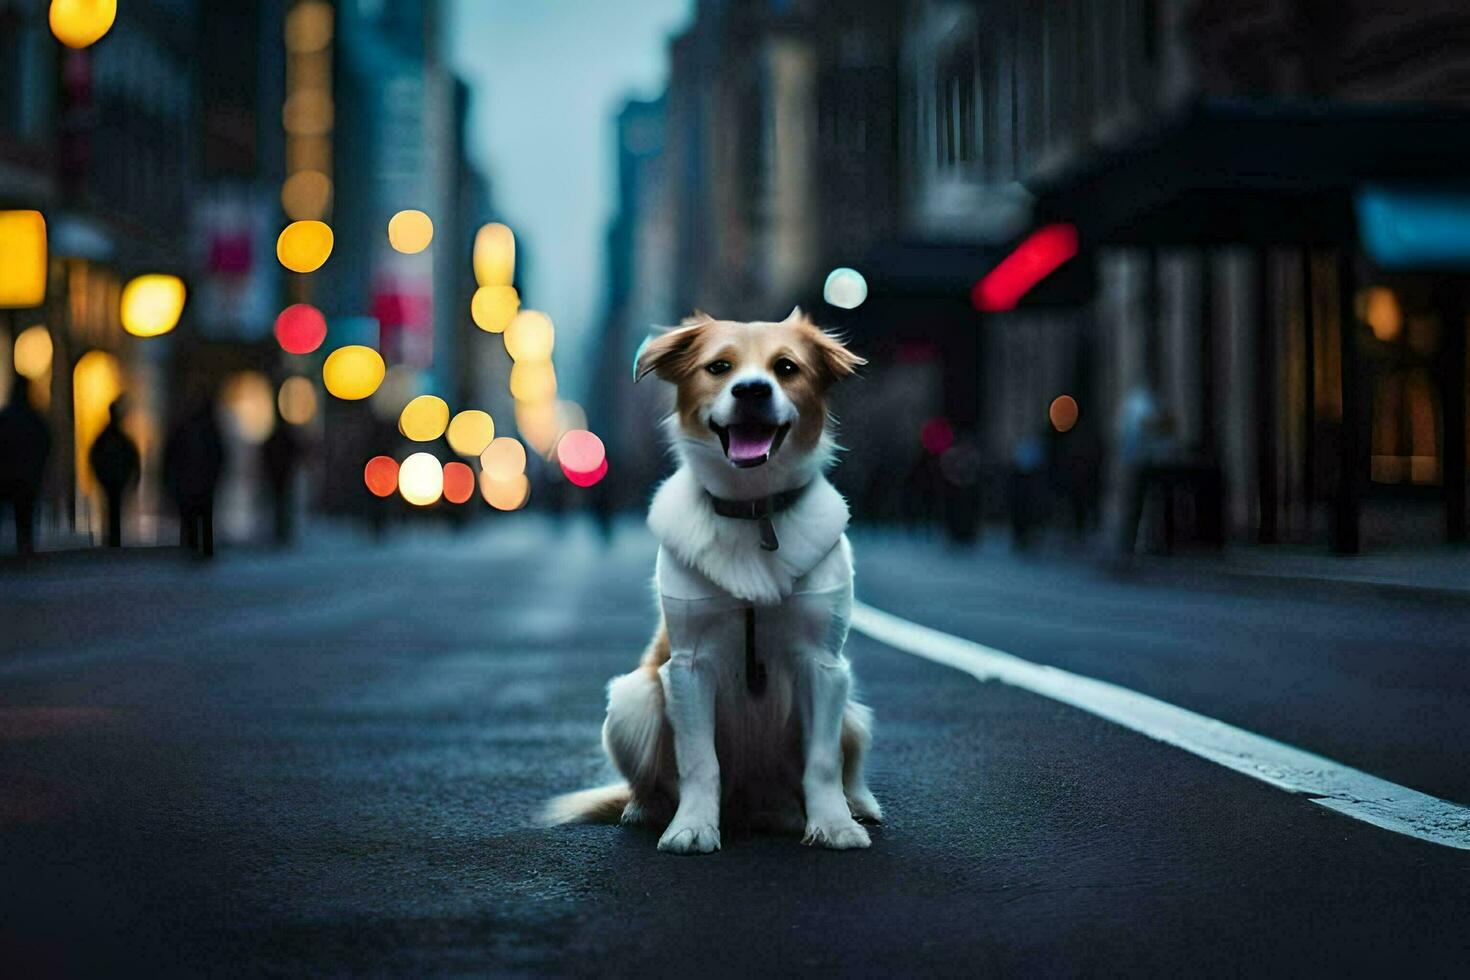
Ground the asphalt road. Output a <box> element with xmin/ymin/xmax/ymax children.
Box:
<box><xmin>1</xmin><ymin>520</ymin><xmax>1468</xmax><ymax>977</ymax></box>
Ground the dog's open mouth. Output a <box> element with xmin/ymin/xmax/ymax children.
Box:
<box><xmin>710</xmin><ymin>421</ymin><xmax>790</xmax><ymax>468</ymax></box>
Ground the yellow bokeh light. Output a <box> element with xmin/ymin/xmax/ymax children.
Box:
<box><xmin>398</xmin><ymin>394</ymin><xmax>450</xmax><ymax>442</ymax></box>
<box><xmin>284</xmin><ymin>0</ymin><xmax>333</xmax><ymax>53</ymax></box>
<box><xmin>471</xmin><ymin>285</ymin><xmax>519</xmax><ymax>333</ymax></box>
<box><xmin>282</xmin><ymin>88</ymin><xmax>334</xmax><ymax>136</ymax></box>
<box><xmin>0</xmin><ymin>210</ymin><xmax>47</xmax><ymax>308</ymax></box>
<box><xmin>398</xmin><ymin>451</ymin><xmax>443</xmax><ymax>506</ymax></box>
<box><xmin>73</xmin><ymin>349</ymin><xmax>122</xmax><ymax>497</ymax></box>
<box><xmin>480</xmin><ymin>471</ymin><xmax>530</xmax><ymax>511</ymax></box>
<box><xmin>388</xmin><ymin>210</ymin><xmax>434</xmax><ymax>254</ymax></box>
<box><xmin>1362</xmin><ymin>286</ymin><xmax>1403</xmax><ymax>342</ymax></box>
<box><xmin>473</xmin><ymin>222</ymin><xmax>515</xmax><ymax>287</ymax></box>
<box><xmin>49</xmin><ymin>0</ymin><xmax>115</xmax><ymax>49</ymax></box>
<box><xmin>322</xmin><ymin>345</ymin><xmax>385</xmax><ymax>400</ymax></box>
<box><xmin>120</xmin><ymin>274</ymin><xmax>187</xmax><ymax>337</ymax></box>
<box><xmin>287</xmin><ymin>134</ymin><xmax>332</xmax><ymax>174</ymax></box>
<box><xmin>277</xmin><ymin>220</ymin><xmax>334</xmax><ymax>273</ymax></box>
<box><xmin>446</xmin><ymin>410</ymin><xmax>495</xmax><ymax>457</ymax></box>
<box><xmin>220</xmin><ymin>371</ymin><xmax>277</xmax><ymax>445</ymax></box>
<box><xmin>281</xmin><ymin>170</ymin><xmax>333</xmax><ymax>221</ymax></box>
<box><xmin>515</xmin><ymin>399</ymin><xmax>560</xmax><ymax>456</ymax></box>
<box><xmin>13</xmin><ymin>325</ymin><xmax>52</xmax><ymax>380</ymax></box>
<box><xmin>480</xmin><ymin>436</ymin><xmax>528</xmax><ymax>481</ymax></box>
<box><xmin>278</xmin><ymin>375</ymin><xmax>318</xmax><ymax>426</ymax></box>
<box><xmin>504</xmin><ymin>310</ymin><xmax>555</xmax><ymax>362</ymax></box>
<box><xmin>509</xmin><ymin>360</ymin><xmax>557</xmax><ymax>402</ymax></box>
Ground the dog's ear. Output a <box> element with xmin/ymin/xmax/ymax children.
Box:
<box><xmin>634</xmin><ymin>320</ymin><xmax>709</xmax><ymax>383</ymax></box>
<box><xmin>802</xmin><ymin>324</ymin><xmax>867</xmax><ymax>385</ymax></box>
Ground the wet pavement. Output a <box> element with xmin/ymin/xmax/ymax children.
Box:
<box><xmin>2</xmin><ymin>520</ymin><xmax>1468</xmax><ymax>976</ymax></box>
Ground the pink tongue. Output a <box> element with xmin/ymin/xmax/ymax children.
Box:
<box><xmin>727</xmin><ymin>427</ymin><xmax>776</xmax><ymax>462</ymax></box>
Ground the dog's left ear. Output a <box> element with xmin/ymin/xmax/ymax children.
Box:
<box><xmin>634</xmin><ymin>320</ymin><xmax>708</xmax><ymax>383</ymax></box>
<box><xmin>796</xmin><ymin>315</ymin><xmax>867</xmax><ymax>385</ymax></box>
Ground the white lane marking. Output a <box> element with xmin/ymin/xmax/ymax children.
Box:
<box><xmin>851</xmin><ymin>601</ymin><xmax>1470</xmax><ymax>852</ymax></box>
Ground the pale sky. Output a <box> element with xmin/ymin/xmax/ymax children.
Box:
<box><xmin>446</xmin><ymin>0</ymin><xmax>693</xmax><ymax>399</ymax></box>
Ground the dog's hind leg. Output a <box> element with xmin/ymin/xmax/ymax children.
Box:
<box><xmin>841</xmin><ymin>700</ymin><xmax>882</xmax><ymax>824</ymax></box>
<box><xmin>603</xmin><ymin>624</ymin><xmax>676</xmax><ymax>825</ymax></box>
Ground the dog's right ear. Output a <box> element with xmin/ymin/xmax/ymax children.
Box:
<box><xmin>634</xmin><ymin>319</ymin><xmax>708</xmax><ymax>383</ymax></box>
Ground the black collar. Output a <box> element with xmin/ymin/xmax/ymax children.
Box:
<box><xmin>707</xmin><ymin>482</ymin><xmax>810</xmax><ymax>552</ymax></box>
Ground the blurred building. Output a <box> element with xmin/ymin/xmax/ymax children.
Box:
<box><xmin>601</xmin><ymin>0</ymin><xmax>1470</xmax><ymax>553</ymax></box>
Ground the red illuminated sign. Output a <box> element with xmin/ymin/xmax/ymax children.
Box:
<box><xmin>971</xmin><ymin>223</ymin><xmax>1079</xmax><ymax>312</ymax></box>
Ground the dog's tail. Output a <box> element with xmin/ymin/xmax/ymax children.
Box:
<box><xmin>540</xmin><ymin>782</ymin><xmax>632</xmax><ymax>826</ymax></box>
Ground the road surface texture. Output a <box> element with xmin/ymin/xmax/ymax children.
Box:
<box><xmin>2</xmin><ymin>519</ymin><xmax>1467</xmax><ymax>976</ymax></box>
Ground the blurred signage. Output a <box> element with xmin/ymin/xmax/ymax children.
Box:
<box><xmin>1357</xmin><ymin>186</ymin><xmax>1470</xmax><ymax>270</ymax></box>
<box><xmin>191</xmin><ymin>188</ymin><xmax>277</xmax><ymax>340</ymax></box>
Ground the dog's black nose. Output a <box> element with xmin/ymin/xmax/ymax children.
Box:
<box><xmin>731</xmin><ymin>379</ymin><xmax>772</xmax><ymax>401</ymax></box>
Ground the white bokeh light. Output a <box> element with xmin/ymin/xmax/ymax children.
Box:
<box><xmin>823</xmin><ymin>267</ymin><xmax>868</xmax><ymax>309</ymax></box>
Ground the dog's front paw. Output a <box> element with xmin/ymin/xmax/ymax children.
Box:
<box><xmin>802</xmin><ymin>817</ymin><xmax>871</xmax><ymax>850</ymax></box>
<box><xmin>658</xmin><ymin>819</ymin><xmax>721</xmax><ymax>854</ymax></box>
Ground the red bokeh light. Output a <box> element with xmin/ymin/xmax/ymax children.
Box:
<box><xmin>556</xmin><ymin>429</ymin><xmax>606</xmax><ymax>475</ymax></box>
<box><xmin>562</xmin><ymin>457</ymin><xmax>608</xmax><ymax>488</ymax></box>
<box><xmin>920</xmin><ymin>418</ymin><xmax>954</xmax><ymax>455</ymax></box>
<box><xmin>971</xmin><ymin>223</ymin><xmax>1079</xmax><ymax>312</ymax></box>
<box><xmin>274</xmin><ymin>303</ymin><xmax>328</xmax><ymax>354</ymax></box>
<box><xmin>364</xmin><ymin>455</ymin><xmax>398</xmax><ymax>497</ymax></box>
<box><xmin>442</xmin><ymin>461</ymin><xmax>475</xmax><ymax>504</ymax></box>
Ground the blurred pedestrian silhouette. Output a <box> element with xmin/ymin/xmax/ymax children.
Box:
<box><xmin>89</xmin><ymin>397</ymin><xmax>140</xmax><ymax>548</ymax></box>
<box><xmin>261</xmin><ymin>412</ymin><xmax>301</xmax><ymax>547</ymax></box>
<box><xmin>165</xmin><ymin>399</ymin><xmax>224</xmax><ymax>558</ymax></box>
<box><xmin>0</xmin><ymin>371</ymin><xmax>51</xmax><ymax>555</ymax></box>
<box><xmin>1115</xmin><ymin>387</ymin><xmax>1181</xmax><ymax>555</ymax></box>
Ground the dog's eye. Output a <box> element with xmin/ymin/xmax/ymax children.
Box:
<box><xmin>705</xmin><ymin>360</ymin><xmax>732</xmax><ymax>376</ymax></box>
<box><xmin>774</xmin><ymin>358</ymin><xmax>799</xmax><ymax>377</ymax></box>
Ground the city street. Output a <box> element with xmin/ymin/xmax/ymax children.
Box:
<box><xmin>2</xmin><ymin>521</ymin><xmax>1468</xmax><ymax>976</ymax></box>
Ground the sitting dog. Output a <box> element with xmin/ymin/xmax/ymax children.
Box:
<box><xmin>547</xmin><ymin>308</ymin><xmax>880</xmax><ymax>853</ymax></box>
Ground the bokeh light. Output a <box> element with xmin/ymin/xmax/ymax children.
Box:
<box><xmin>288</xmin><ymin>135</ymin><xmax>331</xmax><ymax>174</ymax></box>
<box><xmin>388</xmin><ymin>210</ymin><xmax>434</xmax><ymax>254</ymax></box>
<box><xmin>480</xmin><ymin>471</ymin><xmax>530</xmax><ymax>511</ymax></box>
<box><xmin>398</xmin><ymin>394</ymin><xmax>450</xmax><ymax>442</ymax></box>
<box><xmin>276</xmin><ymin>220</ymin><xmax>334</xmax><ymax>273</ymax></box>
<box><xmin>480</xmin><ymin>436</ymin><xmax>528</xmax><ymax>481</ymax></box>
<box><xmin>284</xmin><ymin>0</ymin><xmax>333</xmax><ymax>53</ymax></box>
<box><xmin>281</xmin><ymin>170</ymin><xmax>333</xmax><ymax>221</ymax></box>
<box><xmin>1362</xmin><ymin>286</ymin><xmax>1403</xmax><ymax>342</ymax></box>
<box><xmin>13</xmin><ymin>325</ymin><xmax>52</xmax><ymax>380</ymax></box>
<box><xmin>120</xmin><ymin>274</ymin><xmax>186</xmax><ymax>337</ymax></box>
<box><xmin>398</xmin><ymin>452</ymin><xmax>443</xmax><ymax>506</ymax></box>
<box><xmin>278</xmin><ymin>376</ymin><xmax>318</xmax><ymax>426</ymax></box>
<box><xmin>442</xmin><ymin>462</ymin><xmax>475</xmax><ymax>504</ymax></box>
<box><xmin>515</xmin><ymin>399</ymin><xmax>560</xmax><ymax>456</ymax></box>
<box><xmin>322</xmin><ymin>345</ymin><xmax>385</xmax><ymax>400</ymax></box>
<box><xmin>220</xmin><ymin>372</ymin><xmax>277</xmax><ymax>445</ymax></box>
<box><xmin>823</xmin><ymin>267</ymin><xmax>869</xmax><ymax>309</ymax></box>
<box><xmin>73</xmin><ymin>349</ymin><xmax>121</xmax><ymax>496</ymax></box>
<box><xmin>556</xmin><ymin>429</ymin><xmax>606</xmax><ymax>476</ymax></box>
<box><xmin>471</xmin><ymin>285</ymin><xmax>519</xmax><ymax>333</ymax></box>
<box><xmin>282</xmin><ymin>88</ymin><xmax>334</xmax><ymax>136</ymax></box>
<box><xmin>446</xmin><ymin>410</ymin><xmax>495</xmax><ymax>456</ymax></box>
<box><xmin>0</xmin><ymin>210</ymin><xmax>47</xmax><ymax>308</ymax></box>
<box><xmin>364</xmin><ymin>455</ymin><xmax>398</xmax><ymax>497</ymax></box>
<box><xmin>274</xmin><ymin>303</ymin><xmax>328</xmax><ymax>354</ymax></box>
<box><xmin>1049</xmin><ymin>395</ymin><xmax>1079</xmax><ymax>433</ymax></box>
<box><xmin>920</xmin><ymin>417</ymin><xmax>954</xmax><ymax>455</ymax></box>
<box><xmin>504</xmin><ymin>310</ymin><xmax>555</xmax><ymax>362</ymax></box>
<box><xmin>509</xmin><ymin>361</ymin><xmax>557</xmax><ymax>402</ymax></box>
<box><xmin>49</xmin><ymin>0</ymin><xmax>115</xmax><ymax>48</ymax></box>
<box><xmin>563</xmin><ymin>458</ymin><xmax>608</xmax><ymax>488</ymax></box>
<box><xmin>473</xmin><ymin>222</ymin><xmax>515</xmax><ymax>287</ymax></box>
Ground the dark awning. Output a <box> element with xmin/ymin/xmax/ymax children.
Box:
<box><xmin>1026</xmin><ymin>99</ymin><xmax>1470</xmax><ymax>247</ymax></box>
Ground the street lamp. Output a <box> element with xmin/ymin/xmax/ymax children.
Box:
<box><xmin>120</xmin><ymin>274</ymin><xmax>186</xmax><ymax>337</ymax></box>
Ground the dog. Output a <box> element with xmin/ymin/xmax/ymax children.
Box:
<box><xmin>546</xmin><ymin>308</ymin><xmax>880</xmax><ymax>853</ymax></box>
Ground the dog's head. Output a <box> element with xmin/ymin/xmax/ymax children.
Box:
<box><xmin>635</xmin><ymin>308</ymin><xmax>865</xmax><ymax>479</ymax></box>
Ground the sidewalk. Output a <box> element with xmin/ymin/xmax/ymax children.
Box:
<box><xmin>1132</xmin><ymin>543</ymin><xmax>1470</xmax><ymax>600</ymax></box>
